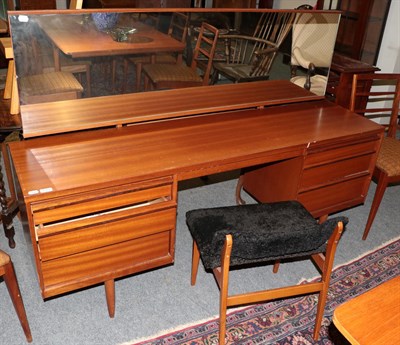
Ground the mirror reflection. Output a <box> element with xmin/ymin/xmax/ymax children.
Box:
<box><xmin>9</xmin><ymin>10</ymin><xmax>340</xmax><ymax>106</ymax></box>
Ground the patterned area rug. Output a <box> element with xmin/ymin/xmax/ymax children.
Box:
<box><xmin>126</xmin><ymin>237</ymin><xmax>400</xmax><ymax>345</ymax></box>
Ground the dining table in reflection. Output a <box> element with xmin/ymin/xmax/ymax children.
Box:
<box><xmin>37</xmin><ymin>14</ymin><xmax>186</xmax><ymax>72</ymax></box>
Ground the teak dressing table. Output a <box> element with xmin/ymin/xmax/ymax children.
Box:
<box><xmin>4</xmin><ymin>9</ymin><xmax>384</xmax><ymax>317</ymax></box>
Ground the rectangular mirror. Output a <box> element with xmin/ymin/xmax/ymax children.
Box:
<box><xmin>8</xmin><ymin>8</ymin><xmax>340</xmax><ymax>134</ymax></box>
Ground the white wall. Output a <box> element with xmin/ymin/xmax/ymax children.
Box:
<box><xmin>56</xmin><ymin>0</ymin><xmax>67</xmax><ymax>9</ymax></box>
<box><xmin>376</xmin><ymin>0</ymin><xmax>399</xmax><ymax>73</ymax></box>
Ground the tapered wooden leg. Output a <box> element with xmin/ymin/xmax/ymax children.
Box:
<box><xmin>313</xmin><ymin>222</ymin><xmax>343</xmax><ymax>340</ymax></box>
<box><xmin>105</xmin><ymin>279</ymin><xmax>115</xmax><ymax>318</ymax></box>
<box><xmin>235</xmin><ymin>174</ymin><xmax>246</xmax><ymax>205</ymax></box>
<box><xmin>3</xmin><ymin>260</ymin><xmax>32</xmax><ymax>342</ymax></box>
<box><xmin>218</xmin><ymin>235</ymin><xmax>233</xmax><ymax>345</ymax></box>
<box><xmin>313</xmin><ymin>287</ymin><xmax>328</xmax><ymax>339</ymax></box>
<box><xmin>363</xmin><ymin>171</ymin><xmax>388</xmax><ymax>240</ymax></box>
<box><xmin>191</xmin><ymin>241</ymin><xmax>200</xmax><ymax>286</ymax></box>
<box><xmin>273</xmin><ymin>260</ymin><xmax>280</xmax><ymax>273</ymax></box>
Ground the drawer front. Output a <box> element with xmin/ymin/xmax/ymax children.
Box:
<box><xmin>38</xmin><ymin>207</ymin><xmax>176</xmax><ymax>261</ymax></box>
<box><xmin>31</xmin><ymin>176</ymin><xmax>174</xmax><ymax>225</ymax></box>
<box><xmin>298</xmin><ymin>176</ymin><xmax>367</xmax><ymax>217</ymax></box>
<box><xmin>41</xmin><ymin>231</ymin><xmax>174</xmax><ymax>297</ymax></box>
<box><xmin>29</xmin><ymin>176</ymin><xmax>178</xmax><ymax>297</ymax></box>
<box><xmin>300</xmin><ymin>154</ymin><xmax>373</xmax><ymax>191</ymax></box>
<box><xmin>304</xmin><ymin>139</ymin><xmax>379</xmax><ymax>168</ymax></box>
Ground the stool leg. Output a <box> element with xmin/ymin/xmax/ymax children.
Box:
<box><xmin>3</xmin><ymin>261</ymin><xmax>32</xmax><ymax>342</ymax></box>
<box><xmin>191</xmin><ymin>241</ymin><xmax>200</xmax><ymax>285</ymax></box>
<box><xmin>273</xmin><ymin>260</ymin><xmax>280</xmax><ymax>273</ymax></box>
<box><xmin>105</xmin><ymin>279</ymin><xmax>115</xmax><ymax>318</ymax></box>
<box><xmin>235</xmin><ymin>174</ymin><xmax>246</xmax><ymax>205</ymax></box>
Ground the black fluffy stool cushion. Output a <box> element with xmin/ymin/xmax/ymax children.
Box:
<box><xmin>186</xmin><ymin>200</ymin><xmax>348</xmax><ymax>270</ymax></box>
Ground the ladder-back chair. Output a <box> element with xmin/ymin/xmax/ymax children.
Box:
<box><xmin>142</xmin><ymin>22</ymin><xmax>219</xmax><ymax>90</ymax></box>
<box><xmin>122</xmin><ymin>12</ymin><xmax>189</xmax><ymax>92</ymax></box>
<box><xmin>350</xmin><ymin>73</ymin><xmax>400</xmax><ymax>240</ymax></box>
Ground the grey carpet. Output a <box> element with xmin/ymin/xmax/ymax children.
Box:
<box><xmin>0</xmin><ymin>168</ymin><xmax>399</xmax><ymax>345</ymax></box>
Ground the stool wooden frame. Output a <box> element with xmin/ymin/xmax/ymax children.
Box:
<box><xmin>191</xmin><ymin>221</ymin><xmax>344</xmax><ymax>345</ymax></box>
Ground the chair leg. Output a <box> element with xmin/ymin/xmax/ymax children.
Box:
<box><xmin>135</xmin><ymin>62</ymin><xmax>143</xmax><ymax>92</ymax></box>
<box><xmin>191</xmin><ymin>241</ymin><xmax>200</xmax><ymax>285</ymax></box>
<box><xmin>85</xmin><ymin>66</ymin><xmax>91</xmax><ymax>97</ymax></box>
<box><xmin>122</xmin><ymin>59</ymin><xmax>129</xmax><ymax>93</ymax></box>
<box><xmin>105</xmin><ymin>279</ymin><xmax>115</xmax><ymax>318</ymax></box>
<box><xmin>3</xmin><ymin>260</ymin><xmax>32</xmax><ymax>342</ymax></box>
<box><xmin>363</xmin><ymin>170</ymin><xmax>389</xmax><ymax>240</ymax></box>
<box><xmin>273</xmin><ymin>260</ymin><xmax>280</xmax><ymax>273</ymax></box>
<box><xmin>218</xmin><ymin>235</ymin><xmax>232</xmax><ymax>345</ymax></box>
<box><xmin>313</xmin><ymin>221</ymin><xmax>344</xmax><ymax>340</ymax></box>
<box><xmin>235</xmin><ymin>174</ymin><xmax>246</xmax><ymax>205</ymax></box>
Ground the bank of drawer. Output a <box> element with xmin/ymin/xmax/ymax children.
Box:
<box><xmin>300</xmin><ymin>154</ymin><xmax>373</xmax><ymax>191</ymax></box>
<box><xmin>41</xmin><ymin>230</ymin><xmax>173</xmax><ymax>294</ymax></box>
<box><xmin>298</xmin><ymin>176</ymin><xmax>367</xmax><ymax>216</ymax></box>
<box><xmin>38</xmin><ymin>207</ymin><xmax>176</xmax><ymax>261</ymax></box>
<box><xmin>31</xmin><ymin>176</ymin><xmax>174</xmax><ymax>226</ymax></box>
<box><xmin>304</xmin><ymin>139</ymin><xmax>378</xmax><ymax>168</ymax></box>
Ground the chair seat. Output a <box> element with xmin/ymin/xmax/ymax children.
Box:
<box><xmin>290</xmin><ymin>75</ymin><xmax>327</xmax><ymax>96</ymax></box>
<box><xmin>186</xmin><ymin>200</ymin><xmax>347</xmax><ymax>269</ymax></box>
<box><xmin>143</xmin><ymin>63</ymin><xmax>203</xmax><ymax>84</ymax></box>
<box><xmin>376</xmin><ymin>137</ymin><xmax>400</xmax><ymax>176</ymax></box>
<box><xmin>19</xmin><ymin>71</ymin><xmax>84</xmax><ymax>97</ymax></box>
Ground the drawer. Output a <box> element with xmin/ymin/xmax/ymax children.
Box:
<box><xmin>41</xmin><ymin>230</ymin><xmax>174</xmax><ymax>297</ymax></box>
<box><xmin>298</xmin><ymin>176</ymin><xmax>368</xmax><ymax>217</ymax></box>
<box><xmin>31</xmin><ymin>176</ymin><xmax>175</xmax><ymax>226</ymax></box>
<box><xmin>304</xmin><ymin>139</ymin><xmax>379</xmax><ymax>168</ymax></box>
<box><xmin>300</xmin><ymin>153</ymin><xmax>373</xmax><ymax>191</ymax></box>
<box><xmin>38</xmin><ymin>207</ymin><xmax>176</xmax><ymax>261</ymax></box>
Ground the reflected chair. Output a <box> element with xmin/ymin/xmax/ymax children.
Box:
<box><xmin>14</xmin><ymin>40</ymin><xmax>84</xmax><ymax>104</ymax></box>
<box><xmin>350</xmin><ymin>73</ymin><xmax>400</xmax><ymax>240</ymax></box>
<box><xmin>0</xmin><ymin>250</ymin><xmax>32</xmax><ymax>342</ymax></box>
<box><xmin>40</xmin><ymin>0</ymin><xmax>92</xmax><ymax>96</ymax></box>
<box><xmin>212</xmin><ymin>12</ymin><xmax>295</xmax><ymax>84</ymax></box>
<box><xmin>122</xmin><ymin>12</ymin><xmax>189</xmax><ymax>92</ymax></box>
<box><xmin>39</xmin><ymin>46</ymin><xmax>91</xmax><ymax>97</ymax></box>
<box><xmin>187</xmin><ymin>200</ymin><xmax>347</xmax><ymax>345</ymax></box>
<box><xmin>290</xmin><ymin>13</ymin><xmax>338</xmax><ymax>96</ymax></box>
<box><xmin>142</xmin><ymin>22</ymin><xmax>219</xmax><ymax>90</ymax></box>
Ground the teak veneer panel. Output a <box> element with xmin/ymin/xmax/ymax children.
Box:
<box><xmin>20</xmin><ymin>80</ymin><xmax>321</xmax><ymax>138</ymax></box>
<box><xmin>10</xmin><ymin>100</ymin><xmax>382</xmax><ymax>202</ymax></box>
<box><xmin>333</xmin><ymin>276</ymin><xmax>400</xmax><ymax>345</ymax></box>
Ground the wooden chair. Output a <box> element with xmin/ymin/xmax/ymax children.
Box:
<box><xmin>350</xmin><ymin>73</ymin><xmax>400</xmax><ymax>240</ymax></box>
<box><xmin>0</xmin><ymin>250</ymin><xmax>32</xmax><ymax>342</ymax></box>
<box><xmin>142</xmin><ymin>22</ymin><xmax>219</xmax><ymax>90</ymax></box>
<box><xmin>122</xmin><ymin>12</ymin><xmax>189</xmax><ymax>92</ymax></box>
<box><xmin>211</xmin><ymin>12</ymin><xmax>295</xmax><ymax>84</ymax></box>
<box><xmin>290</xmin><ymin>12</ymin><xmax>339</xmax><ymax>96</ymax></box>
<box><xmin>187</xmin><ymin>200</ymin><xmax>347</xmax><ymax>345</ymax></box>
<box><xmin>37</xmin><ymin>41</ymin><xmax>92</xmax><ymax>97</ymax></box>
<box><xmin>14</xmin><ymin>40</ymin><xmax>84</xmax><ymax>104</ymax></box>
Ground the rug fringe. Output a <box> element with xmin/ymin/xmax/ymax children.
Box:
<box><xmin>117</xmin><ymin>316</ymin><xmax>218</xmax><ymax>345</ymax></box>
